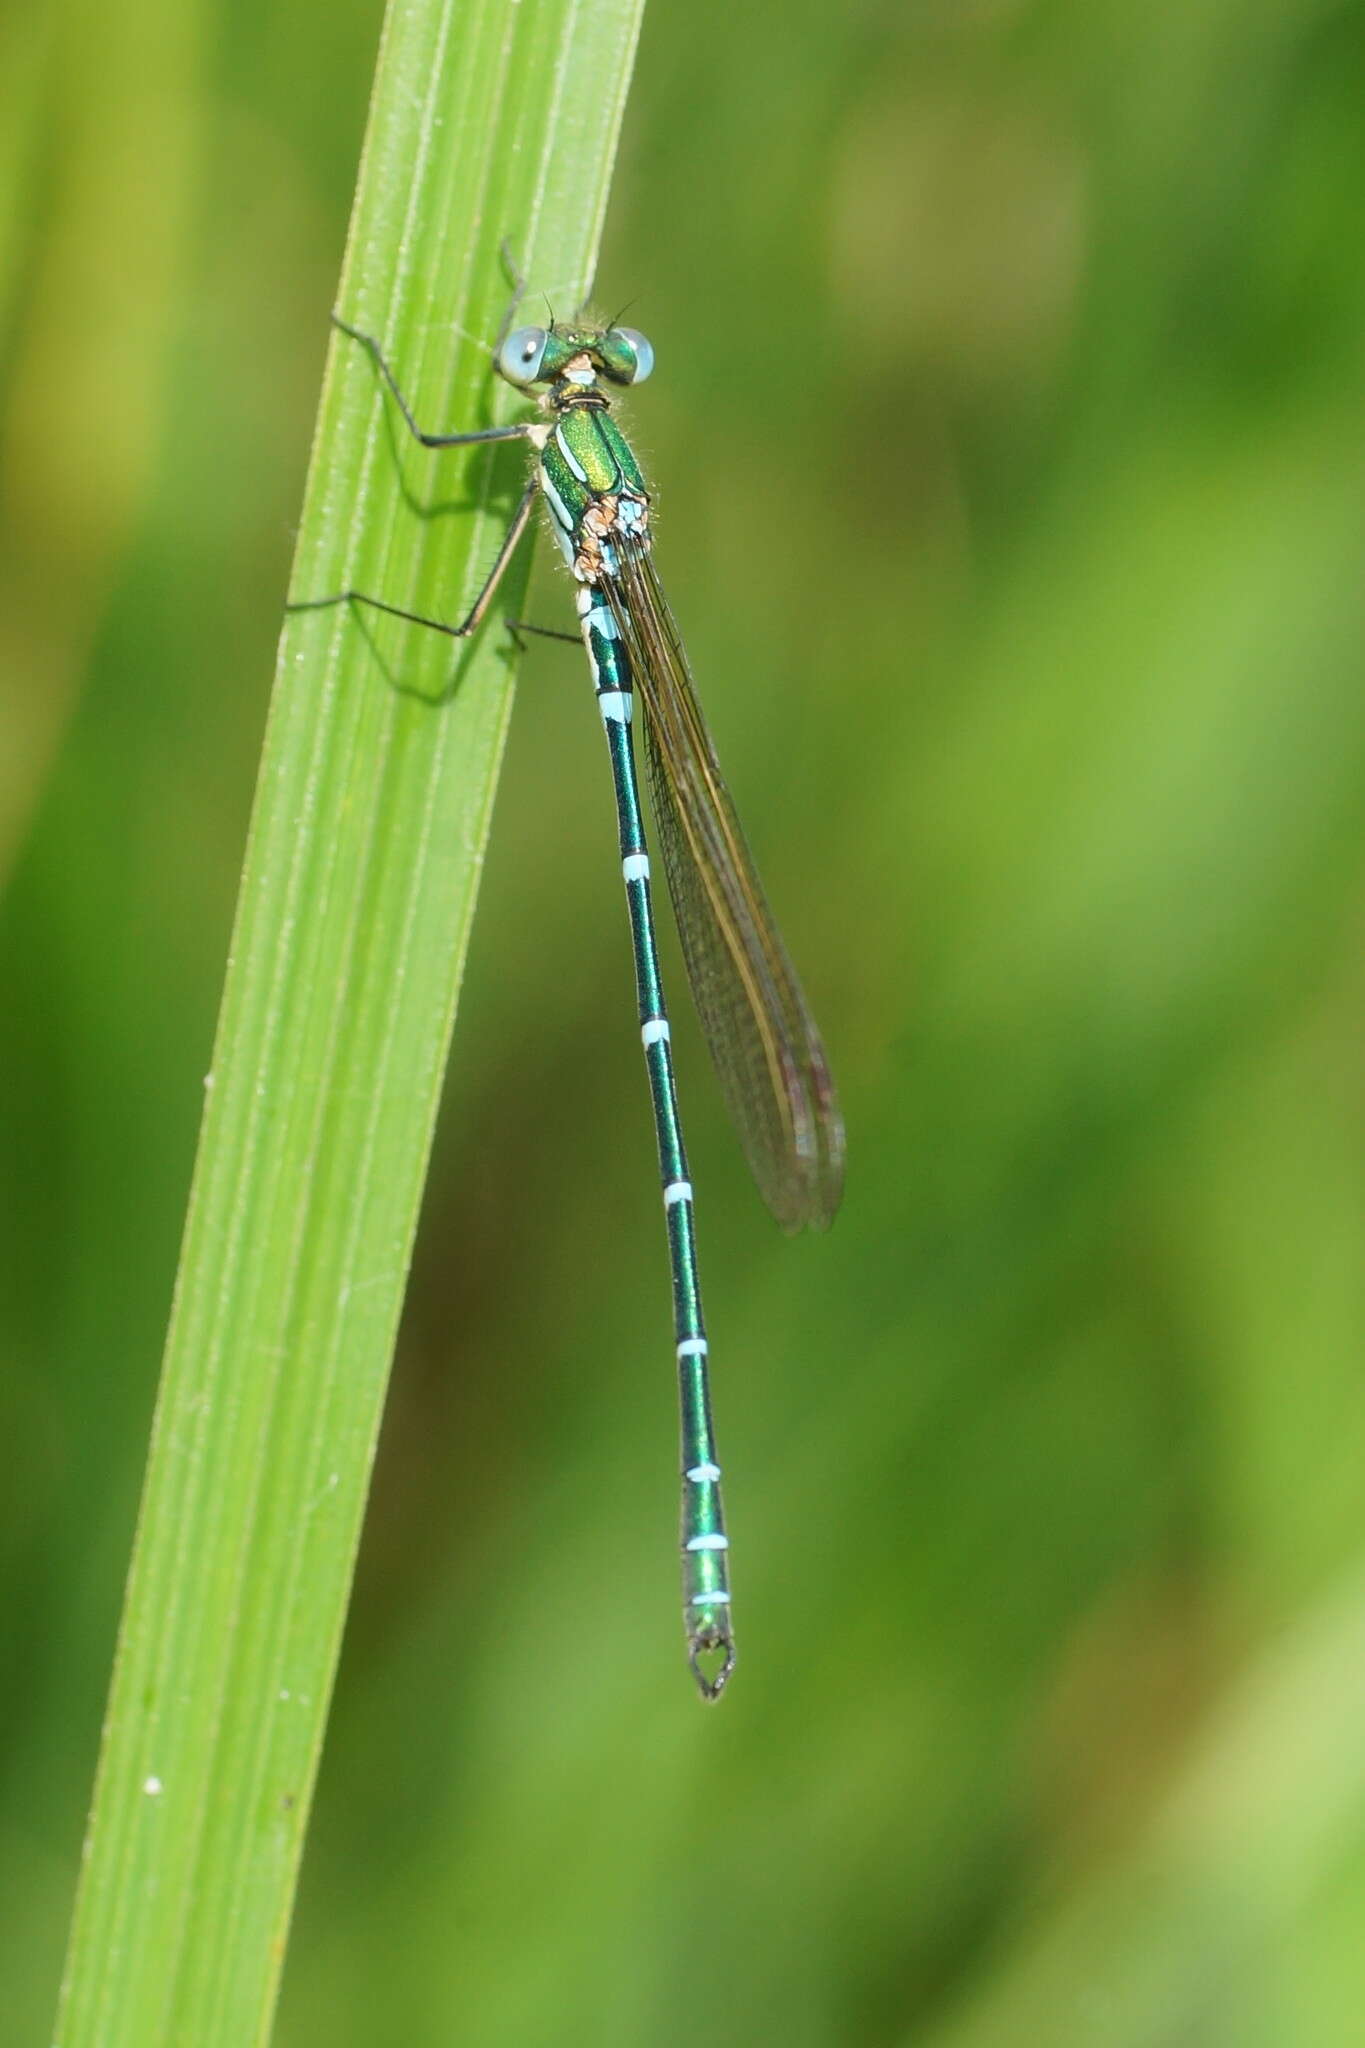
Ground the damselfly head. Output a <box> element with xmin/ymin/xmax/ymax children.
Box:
<box><xmin>496</xmin><ymin>323</ymin><xmax>654</xmax><ymax>391</ymax></box>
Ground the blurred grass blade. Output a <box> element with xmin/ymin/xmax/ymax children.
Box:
<box><xmin>54</xmin><ymin>0</ymin><xmax>645</xmax><ymax>2040</ymax></box>
<box><xmin>919</xmin><ymin>1564</ymin><xmax>1365</xmax><ymax>2048</ymax></box>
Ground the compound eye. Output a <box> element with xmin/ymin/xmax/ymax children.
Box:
<box><xmin>612</xmin><ymin>327</ymin><xmax>654</xmax><ymax>383</ymax></box>
<box><xmin>497</xmin><ymin>325</ymin><xmax>549</xmax><ymax>386</ymax></box>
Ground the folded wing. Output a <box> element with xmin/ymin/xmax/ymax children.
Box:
<box><xmin>605</xmin><ymin>541</ymin><xmax>844</xmax><ymax>1232</ymax></box>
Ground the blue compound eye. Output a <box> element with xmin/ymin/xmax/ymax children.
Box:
<box><xmin>612</xmin><ymin>327</ymin><xmax>654</xmax><ymax>383</ymax></box>
<box><xmin>497</xmin><ymin>325</ymin><xmax>550</xmax><ymax>386</ymax></box>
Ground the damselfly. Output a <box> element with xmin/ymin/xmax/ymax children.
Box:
<box><xmin>291</xmin><ymin>270</ymin><xmax>844</xmax><ymax>1698</ymax></box>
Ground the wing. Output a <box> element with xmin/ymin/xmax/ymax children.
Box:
<box><xmin>604</xmin><ymin>539</ymin><xmax>844</xmax><ymax>1232</ymax></box>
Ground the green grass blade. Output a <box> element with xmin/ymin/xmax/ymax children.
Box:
<box><xmin>53</xmin><ymin>0</ymin><xmax>645</xmax><ymax>2040</ymax></box>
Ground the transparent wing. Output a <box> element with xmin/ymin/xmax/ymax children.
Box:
<box><xmin>604</xmin><ymin>541</ymin><xmax>844</xmax><ymax>1232</ymax></box>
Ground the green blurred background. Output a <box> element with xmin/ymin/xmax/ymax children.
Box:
<box><xmin>6</xmin><ymin>0</ymin><xmax>1365</xmax><ymax>2040</ymax></box>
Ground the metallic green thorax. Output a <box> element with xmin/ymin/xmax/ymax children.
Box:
<box><xmin>544</xmin><ymin>404</ymin><xmax>645</xmax><ymax>497</ymax></box>
<box><xmin>540</xmin><ymin>407</ymin><xmax>650</xmax><ymax>544</ymax></box>
<box><xmin>535</xmin><ymin>393</ymin><xmax>650</xmax><ymax>585</ymax></box>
